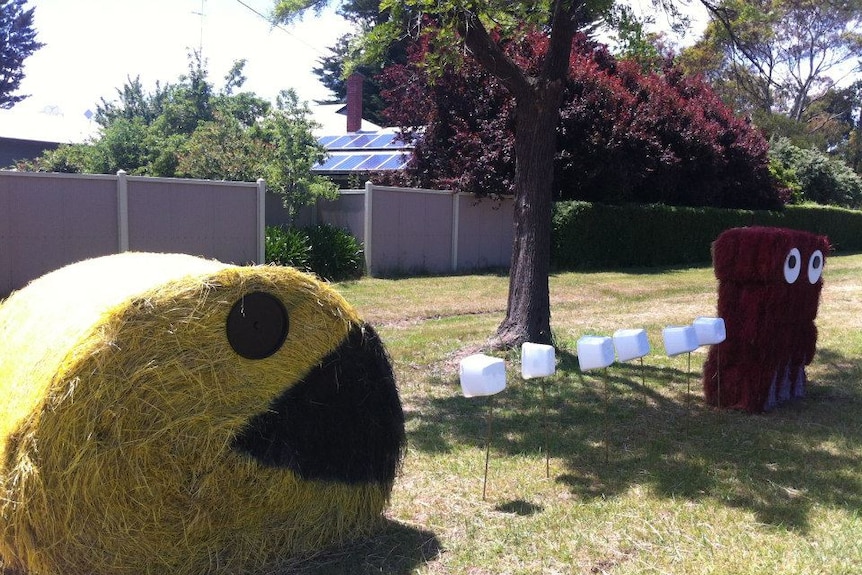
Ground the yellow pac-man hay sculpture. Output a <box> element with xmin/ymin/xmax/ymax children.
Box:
<box><xmin>0</xmin><ymin>253</ymin><xmax>406</xmax><ymax>575</ymax></box>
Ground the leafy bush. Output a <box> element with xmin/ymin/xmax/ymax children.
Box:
<box><xmin>768</xmin><ymin>155</ymin><xmax>803</xmax><ymax>204</ymax></box>
<box><xmin>769</xmin><ymin>138</ymin><xmax>862</xmax><ymax>208</ymax></box>
<box><xmin>265</xmin><ymin>224</ymin><xmax>364</xmax><ymax>281</ymax></box>
<box><xmin>380</xmin><ymin>31</ymin><xmax>784</xmax><ymax>210</ymax></box>
<box><xmin>265</xmin><ymin>225</ymin><xmax>310</xmax><ymax>269</ymax></box>
<box><xmin>306</xmin><ymin>224</ymin><xmax>365</xmax><ymax>281</ymax></box>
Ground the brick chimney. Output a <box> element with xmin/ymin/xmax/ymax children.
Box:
<box><xmin>346</xmin><ymin>72</ymin><xmax>364</xmax><ymax>133</ymax></box>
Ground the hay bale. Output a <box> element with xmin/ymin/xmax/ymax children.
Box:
<box><xmin>0</xmin><ymin>252</ymin><xmax>405</xmax><ymax>575</ymax></box>
<box><xmin>702</xmin><ymin>227</ymin><xmax>829</xmax><ymax>412</ymax></box>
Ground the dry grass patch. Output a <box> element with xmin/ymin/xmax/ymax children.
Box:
<box><xmin>326</xmin><ymin>253</ymin><xmax>862</xmax><ymax>574</ymax></box>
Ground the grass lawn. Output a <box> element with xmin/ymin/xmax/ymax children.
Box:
<box><xmin>287</xmin><ymin>253</ymin><xmax>862</xmax><ymax>574</ymax></box>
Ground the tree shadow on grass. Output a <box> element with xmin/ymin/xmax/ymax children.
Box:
<box><xmin>273</xmin><ymin>519</ymin><xmax>442</xmax><ymax>575</ymax></box>
<box><xmin>406</xmin><ymin>345</ymin><xmax>862</xmax><ymax>534</ymax></box>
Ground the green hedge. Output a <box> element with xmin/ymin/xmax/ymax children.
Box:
<box><xmin>551</xmin><ymin>202</ymin><xmax>862</xmax><ymax>270</ymax></box>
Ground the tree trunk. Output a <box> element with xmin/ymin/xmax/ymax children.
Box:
<box><xmin>494</xmin><ymin>87</ymin><xmax>562</xmax><ymax>348</ymax></box>
<box><xmin>452</xmin><ymin>2</ymin><xmax>577</xmax><ymax>349</ymax></box>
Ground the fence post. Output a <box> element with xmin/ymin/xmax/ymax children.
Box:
<box><xmin>116</xmin><ymin>170</ymin><xmax>129</xmax><ymax>253</ymax></box>
<box><xmin>256</xmin><ymin>179</ymin><xmax>266</xmax><ymax>264</ymax></box>
<box><xmin>310</xmin><ymin>197</ymin><xmax>319</xmax><ymax>226</ymax></box>
<box><xmin>364</xmin><ymin>180</ymin><xmax>374</xmax><ymax>276</ymax></box>
<box><xmin>452</xmin><ymin>192</ymin><xmax>460</xmax><ymax>273</ymax></box>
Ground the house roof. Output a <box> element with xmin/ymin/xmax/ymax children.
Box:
<box><xmin>311</xmin><ymin>103</ymin><xmax>384</xmax><ymax>135</ymax></box>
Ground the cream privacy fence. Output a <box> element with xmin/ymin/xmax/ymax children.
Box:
<box><xmin>1</xmin><ymin>170</ymin><xmax>265</xmax><ymax>298</ymax></box>
<box><xmin>2</xmin><ymin>174</ymin><xmax>514</xmax><ymax>298</ymax></box>
<box><xmin>289</xmin><ymin>182</ymin><xmax>515</xmax><ymax>277</ymax></box>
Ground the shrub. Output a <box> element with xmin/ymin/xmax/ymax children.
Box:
<box><xmin>266</xmin><ymin>225</ymin><xmax>364</xmax><ymax>282</ymax></box>
<box><xmin>306</xmin><ymin>224</ymin><xmax>365</xmax><ymax>282</ymax></box>
<box><xmin>769</xmin><ymin>138</ymin><xmax>862</xmax><ymax>208</ymax></box>
<box><xmin>380</xmin><ymin>30</ymin><xmax>783</xmax><ymax>210</ymax></box>
<box><xmin>265</xmin><ymin>225</ymin><xmax>310</xmax><ymax>269</ymax></box>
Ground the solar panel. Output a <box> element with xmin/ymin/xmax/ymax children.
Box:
<box><xmin>313</xmin><ymin>151</ymin><xmax>411</xmax><ymax>172</ymax></box>
<box><xmin>326</xmin><ymin>135</ymin><xmax>360</xmax><ymax>148</ymax></box>
<box><xmin>354</xmin><ymin>154</ymin><xmax>391</xmax><ymax>170</ymax></box>
<box><xmin>314</xmin><ymin>154</ymin><xmax>352</xmax><ymax>171</ymax></box>
<box><xmin>313</xmin><ymin>130</ymin><xmax>414</xmax><ymax>172</ymax></box>
<box><xmin>318</xmin><ymin>131</ymin><xmax>412</xmax><ymax>150</ymax></box>
<box><xmin>377</xmin><ymin>154</ymin><xmax>410</xmax><ymax>170</ymax></box>
<box><xmin>329</xmin><ymin>154</ymin><xmax>374</xmax><ymax>170</ymax></box>
<box><xmin>365</xmin><ymin>133</ymin><xmax>399</xmax><ymax>149</ymax></box>
<box><xmin>342</xmin><ymin>134</ymin><xmax>378</xmax><ymax>148</ymax></box>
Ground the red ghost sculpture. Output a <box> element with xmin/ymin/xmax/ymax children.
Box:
<box><xmin>703</xmin><ymin>226</ymin><xmax>830</xmax><ymax>413</ymax></box>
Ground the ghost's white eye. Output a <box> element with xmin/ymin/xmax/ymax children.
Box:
<box><xmin>807</xmin><ymin>250</ymin><xmax>824</xmax><ymax>284</ymax></box>
<box><xmin>784</xmin><ymin>248</ymin><xmax>801</xmax><ymax>284</ymax></box>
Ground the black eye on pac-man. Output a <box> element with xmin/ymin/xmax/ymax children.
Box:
<box><xmin>226</xmin><ymin>291</ymin><xmax>289</xmax><ymax>360</ymax></box>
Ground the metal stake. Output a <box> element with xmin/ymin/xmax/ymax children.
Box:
<box><xmin>640</xmin><ymin>356</ymin><xmax>647</xmax><ymax>404</ymax></box>
<box><xmin>483</xmin><ymin>395</ymin><xmax>494</xmax><ymax>501</ymax></box>
<box><xmin>542</xmin><ymin>379</ymin><xmax>550</xmax><ymax>478</ymax></box>
<box><xmin>716</xmin><ymin>346</ymin><xmax>722</xmax><ymax>408</ymax></box>
<box><xmin>603</xmin><ymin>368</ymin><xmax>610</xmax><ymax>464</ymax></box>
<box><xmin>686</xmin><ymin>352</ymin><xmax>692</xmax><ymax>409</ymax></box>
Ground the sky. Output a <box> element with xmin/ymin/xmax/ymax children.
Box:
<box><xmin>1</xmin><ymin>0</ymin><xmax>708</xmax><ymax>144</ymax></box>
<box><xmin>1</xmin><ymin>0</ymin><xmax>355</xmax><ymax>143</ymax></box>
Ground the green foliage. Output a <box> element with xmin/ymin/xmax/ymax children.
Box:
<box><xmin>96</xmin><ymin>76</ymin><xmax>170</xmax><ymax>127</ymax></box>
<box><xmin>90</xmin><ymin>117</ymin><xmax>152</xmax><ymax>175</ymax></box>
<box><xmin>258</xmin><ymin>90</ymin><xmax>339</xmax><ymax>219</ymax></box>
<box><xmin>20</xmin><ymin>56</ymin><xmax>336</xmax><ymax>217</ymax></box>
<box><xmin>605</xmin><ymin>5</ymin><xmax>666</xmax><ymax>72</ymax></box>
<box><xmin>265</xmin><ymin>225</ymin><xmax>311</xmax><ymax>269</ymax></box>
<box><xmin>306</xmin><ymin>223</ymin><xmax>365</xmax><ymax>281</ymax></box>
<box><xmin>16</xmin><ymin>144</ymin><xmax>97</xmax><ymax>173</ymax></box>
<box><xmin>177</xmin><ymin>112</ymin><xmax>269</xmax><ymax>182</ymax></box>
<box><xmin>769</xmin><ymin>137</ymin><xmax>862</xmax><ymax>208</ymax></box>
<box><xmin>272</xmin><ymin>0</ymin><xmax>330</xmax><ymax>25</ymax></box>
<box><xmin>768</xmin><ymin>155</ymin><xmax>802</xmax><ymax>204</ymax></box>
<box><xmin>551</xmin><ymin>201</ymin><xmax>862</xmax><ymax>269</ymax></box>
<box><xmin>682</xmin><ymin>0</ymin><xmax>862</xmax><ymax>123</ymax></box>
<box><xmin>0</xmin><ymin>0</ymin><xmax>43</xmax><ymax>109</ymax></box>
<box><xmin>265</xmin><ymin>224</ymin><xmax>364</xmax><ymax>281</ymax></box>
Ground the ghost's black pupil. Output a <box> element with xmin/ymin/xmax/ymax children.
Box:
<box><xmin>788</xmin><ymin>254</ymin><xmax>798</xmax><ymax>269</ymax></box>
<box><xmin>813</xmin><ymin>256</ymin><xmax>821</xmax><ymax>269</ymax></box>
<box><xmin>226</xmin><ymin>292</ymin><xmax>288</xmax><ymax>360</ymax></box>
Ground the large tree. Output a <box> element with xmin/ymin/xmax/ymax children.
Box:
<box><xmin>682</xmin><ymin>0</ymin><xmax>862</xmax><ymax>124</ymax></box>
<box><xmin>379</xmin><ymin>30</ymin><xmax>783</xmax><ymax>210</ymax></box>
<box><xmin>274</xmin><ymin>0</ymin><xmax>615</xmax><ymax>347</ymax></box>
<box><xmin>0</xmin><ymin>0</ymin><xmax>43</xmax><ymax>109</ymax></box>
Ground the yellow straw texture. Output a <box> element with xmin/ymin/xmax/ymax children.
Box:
<box><xmin>0</xmin><ymin>253</ymin><xmax>391</xmax><ymax>575</ymax></box>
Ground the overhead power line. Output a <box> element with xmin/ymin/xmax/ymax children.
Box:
<box><xmin>232</xmin><ymin>0</ymin><xmax>328</xmax><ymax>55</ymax></box>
